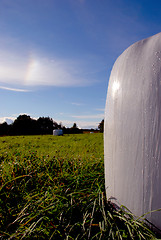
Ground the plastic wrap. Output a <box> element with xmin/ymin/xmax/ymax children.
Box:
<box><xmin>53</xmin><ymin>129</ymin><xmax>63</xmax><ymax>136</ymax></box>
<box><xmin>104</xmin><ymin>32</ymin><xmax>161</xmax><ymax>229</ymax></box>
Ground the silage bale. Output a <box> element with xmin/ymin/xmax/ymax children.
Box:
<box><xmin>104</xmin><ymin>32</ymin><xmax>161</xmax><ymax>229</ymax></box>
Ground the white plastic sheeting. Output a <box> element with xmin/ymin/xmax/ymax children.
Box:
<box><xmin>104</xmin><ymin>32</ymin><xmax>161</xmax><ymax>229</ymax></box>
<box><xmin>53</xmin><ymin>129</ymin><xmax>63</xmax><ymax>136</ymax></box>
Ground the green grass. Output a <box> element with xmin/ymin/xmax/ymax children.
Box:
<box><xmin>0</xmin><ymin>134</ymin><xmax>158</xmax><ymax>239</ymax></box>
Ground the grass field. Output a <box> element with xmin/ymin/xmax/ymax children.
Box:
<box><xmin>0</xmin><ymin>134</ymin><xmax>157</xmax><ymax>239</ymax></box>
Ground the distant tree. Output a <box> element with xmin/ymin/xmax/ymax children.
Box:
<box><xmin>98</xmin><ymin>119</ymin><xmax>104</xmax><ymax>133</ymax></box>
<box><xmin>0</xmin><ymin>114</ymin><xmax>85</xmax><ymax>136</ymax></box>
<box><xmin>72</xmin><ymin>123</ymin><xmax>78</xmax><ymax>129</ymax></box>
<box><xmin>37</xmin><ymin>117</ymin><xmax>58</xmax><ymax>134</ymax></box>
<box><xmin>0</xmin><ymin>122</ymin><xmax>9</xmax><ymax>136</ymax></box>
<box><xmin>11</xmin><ymin>114</ymin><xmax>38</xmax><ymax>135</ymax></box>
<box><xmin>69</xmin><ymin>122</ymin><xmax>83</xmax><ymax>134</ymax></box>
<box><xmin>57</xmin><ymin>122</ymin><xmax>63</xmax><ymax>129</ymax></box>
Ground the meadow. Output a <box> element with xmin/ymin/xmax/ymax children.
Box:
<box><xmin>0</xmin><ymin>134</ymin><xmax>157</xmax><ymax>239</ymax></box>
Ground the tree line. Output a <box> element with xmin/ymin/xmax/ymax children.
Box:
<box><xmin>0</xmin><ymin>114</ymin><xmax>85</xmax><ymax>136</ymax></box>
<box><xmin>0</xmin><ymin>115</ymin><xmax>104</xmax><ymax>136</ymax></box>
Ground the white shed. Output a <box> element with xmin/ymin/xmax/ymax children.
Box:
<box><xmin>104</xmin><ymin>32</ymin><xmax>161</xmax><ymax>230</ymax></box>
<box><xmin>53</xmin><ymin>129</ymin><xmax>63</xmax><ymax>136</ymax></box>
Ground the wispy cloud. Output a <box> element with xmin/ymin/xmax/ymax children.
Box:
<box><xmin>0</xmin><ymin>48</ymin><xmax>96</xmax><ymax>88</ymax></box>
<box><xmin>74</xmin><ymin>120</ymin><xmax>99</xmax><ymax>129</ymax></box>
<box><xmin>0</xmin><ymin>86</ymin><xmax>30</xmax><ymax>92</ymax></box>
<box><xmin>72</xmin><ymin>113</ymin><xmax>104</xmax><ymax>119</ymax></box>
<box><xmin>71</xmin><ymin>102</ymin><xmax>84</xmax><ymax>106</ymax></box>
<box><xmin>55</xmin><ymin>119</ymin><xmax>99</xmax><ymax>129</ymax></box>
<box><xmin>0</xmin><ymin>113</ymin><xmax>37</xmax><ymax>124</ymax></box>
<box><xmin>0</xmin><ymin>117</ymin><xmax>15</xmax><ymax>124</ymax></box>
<box><xmin>0</xmin><ymin>114</ymin><xmax>101</xmax><ymax>129</ymax></box>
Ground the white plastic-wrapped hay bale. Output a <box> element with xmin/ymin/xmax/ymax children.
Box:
<box><xmin>53</xmin><ymin>129</ymin><xmax>63</xmax><ymax>136</ymax></box>
<box><xmin>104</xmin><ymin>32</ymin><xmax>161</xmax><ymax>229</ymax></box>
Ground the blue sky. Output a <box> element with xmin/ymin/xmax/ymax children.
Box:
<box><xmin>0</xmin><ymin>0</ymin><xmax>161</xmax><ymax>128</ymax></box>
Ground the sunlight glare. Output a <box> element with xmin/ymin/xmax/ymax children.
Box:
<box><xmin>112</xmin><ymin>80</ymin><xmax>120</xmax><ymax>98</ymax></box>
